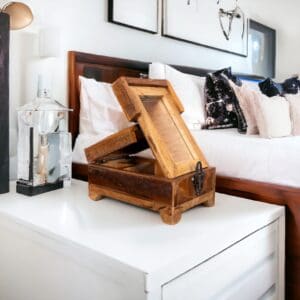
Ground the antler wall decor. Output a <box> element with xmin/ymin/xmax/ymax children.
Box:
<box><xmin>186</xmin><ymin>0</ymin><xmax>245</xmax><ymax>41</ymax></box>
<box><xmin>217</xmin><ymin>0</ymin><xmax>245</xmax><ymax>41</ymax></box>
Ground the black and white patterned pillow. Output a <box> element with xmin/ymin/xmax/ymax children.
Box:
<box><xmin>204</xmin><ymin>68</ymin><xmax>247</xmax><ymax>133</ymax></box>
<box><xmin>259</xmin><ymin>76</ymin><xmax>300</xmax><ymax>96</ymax></box>
<box><xmin>282</xmin><ymin>76</ymin><xmax>300</xmax><ymax>94</ymax></box>
<box><xmin>259</xmin><ymin>78</ymin><xmax>283</xmax><ymax>97</ymax></box>
<box><xmin>213</xmin><ymin>67</ymin><xmax>242</xmax><ymax>86</ymax></box>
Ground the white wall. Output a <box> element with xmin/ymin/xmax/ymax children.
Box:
<box><xmin>3</xmin><ymin>0</ymin><xmax>300</xmax><ymax>145</ymax></box>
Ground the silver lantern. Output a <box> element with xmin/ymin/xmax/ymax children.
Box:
<box><xmin>17</xmin><ymin>94</ymin><xmax>72</xmax><ymax>196</ymax></box>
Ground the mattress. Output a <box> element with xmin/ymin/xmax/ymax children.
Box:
<box><xmin>73</xmin><ymin>129</ymin><xmax>300</xmax><ymax>188</ymax></box>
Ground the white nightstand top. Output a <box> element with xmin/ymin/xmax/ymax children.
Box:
<box><xmin>0</xmin><ymin>180</ymin><xmax>284</xmax><ymax>283</ymax></box>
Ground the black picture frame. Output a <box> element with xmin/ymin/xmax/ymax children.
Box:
<box><xmin>108</xmin><ymin>0</ymin><xmax>159</xmax><ymax>34</ymax></box>
<box><xmin>249</xmin><ymin>19</ymin><xmax>276</xmax><ymax>78</ymax></box>
<box><xmin>162</xmin><ymin>0</ymin><xmax>249</xmax><ymax>57</ymax></box>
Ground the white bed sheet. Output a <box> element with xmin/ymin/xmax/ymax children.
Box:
<box><xmin>192</xmin><ymin>129</ymin><xmax>300</xmax><ymax>188</ymax></box>
<box><xmin>73</xmin><ymin>129</ymin><xmax>300</xmax><ymax>188</ymax></box>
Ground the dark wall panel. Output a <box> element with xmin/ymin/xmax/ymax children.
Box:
<box><xmin>0</xmin><ymin>13</ymin><xmax>10</xmax><ymax>193</ymax></box>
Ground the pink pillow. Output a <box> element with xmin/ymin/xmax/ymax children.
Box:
<box><xmin>230</xmin><ymin>81</ymin><xmax>259</xmax><ymax>135</ymax></box>
<box><xmin>285</xmin><ymin>94</ymin><xmax>300</xmax><ymax>135</ymax></box>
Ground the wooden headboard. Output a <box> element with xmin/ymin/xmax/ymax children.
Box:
<box><xmin>68</xmin><ymin>50</ymin><xmax>262</xmax><ymax>147</ymax></box>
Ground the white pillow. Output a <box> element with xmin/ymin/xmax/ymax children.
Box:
<box><xmin>149</xmin><ymin>62</ymin><xmax>165</xmax><ymax>79</ymax></box>
<box><xmin>79</xmin><ymin>76</ymin><xmax>129</xmax><ymax>135</ymax></box>
<box><xmin>241</xmin><ymin>79</ymin><xmax>260</xmax><ymax>92</ymax></box>
<box><xmin>190</xmin><ymin>74</ymin><xmax>207</xmax><ymax>110</ymax></box>
<box><xmin>253</xmin><ymin>92</ymin><xmax>292</xmax><ymax>138</ymax></box>
<box><xmin>149</xmin><ymin>62</ymin><xmax>206</xmax><ymax>130</ymax></box>
<box><xmin>285</xmin><ymin>94</ymin><xmax>300</xmax><ymax>135</ymax></box>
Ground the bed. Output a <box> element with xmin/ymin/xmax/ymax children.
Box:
<box><xmin>68</xmin><ymin>51</ymin><xmax>300</xmax><ymax>299</ymax></box>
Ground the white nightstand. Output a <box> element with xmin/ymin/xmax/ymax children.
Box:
<box><xmin>0</xmin><ymin>180</ymin><xmax>285</xmax><ymax>300</ymax></box>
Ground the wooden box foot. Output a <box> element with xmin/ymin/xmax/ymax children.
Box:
<box><xmin>159</xmin><ymin>207</ymin><xmax>182</xmax><ymax>225</ymax></box>
<box><xmin>89</xmin><ymin>184</ymin><xmax>105</xmax><ymax>201</ymax></box>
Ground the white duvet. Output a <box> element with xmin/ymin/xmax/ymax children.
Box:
<box><xmin>73</xmin><ymin>129</ymin><xmax>300</xmax><ymax>188</ymax></box>
<box><xmin>192</xmin><ymin>129</ymin><xmax>300</xmax><ymax>188</ymax></box>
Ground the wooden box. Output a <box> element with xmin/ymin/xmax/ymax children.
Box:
<box><xmin>85</xmin><ymin>78</ymin><xmax>216</xmax><ymax>224</ymax></box>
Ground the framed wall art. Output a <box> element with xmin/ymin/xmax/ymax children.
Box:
<box><xmin>248</xmin><ymin>20</ymin><xmax>276</xmax><ymax>78</ymax></box>
<box><xmin>108</xmin><ymin>0</ymin><xmax>158</xmax><ymax>34</ymax></box>
<box><xmin>162</xmin><ymin>0</ymin><xmax>248</xmax><ymax>57</ymax></box>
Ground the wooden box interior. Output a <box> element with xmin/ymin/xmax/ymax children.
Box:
<box><xmin>85</xmin><ymin>125</ymin><xmax>167</xmax><ymax>177</ymax></box>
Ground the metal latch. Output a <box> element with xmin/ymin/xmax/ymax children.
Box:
<box><xmin>192</xmin><ymin>161</ymin><xmax>205</xmax><ymax>196</ymax></box>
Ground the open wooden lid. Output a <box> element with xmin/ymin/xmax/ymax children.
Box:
<box><xmin>112</xmin><ymin>77</ymin><xmax>208</xmax><ymax>179</ymax></box>
<box><xmin>85</xmin><ymin>125</ymin><xmax>149</xmax><ymax>163</ymax></box>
